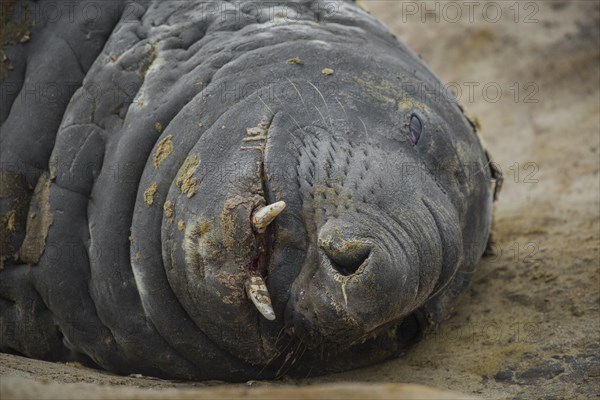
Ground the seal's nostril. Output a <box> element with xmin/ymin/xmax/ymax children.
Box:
<box><xmin>330</xmin><ymin>254</ymin><xmax>368</xmax><ymax>276</ymax></box>
<box><xmin>322</xmin><ymin>243</ymin><xmax>371</xmax><ymax>276</ymax></box>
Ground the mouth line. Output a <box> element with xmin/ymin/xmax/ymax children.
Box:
<box><xmin>243</xmin><ymin>113</ymin><xmax>277</xmax><ymax>279</ymax></box>
<box><xmin>241</xmin><ymin>113</ymin><xmax>284</xmax><ymax>321</ymax></box>
<box><xmin>244</xmin><ymin>250</ymin><xmax>267</xmax><ymax>276</ymax></box>
<box><xmin>254</xmin><ymin>113</ymin><xmax>276</xmax><ymax>241</ymax></box>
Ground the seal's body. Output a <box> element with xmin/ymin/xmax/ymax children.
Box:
<box><xmin>1</xmin><ymin>0</ymin><xmax>497</xmax><ymax>380</ymax></box>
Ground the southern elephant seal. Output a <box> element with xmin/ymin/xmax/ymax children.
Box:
<box><xmin>0</xmin><ymin>0</ymin><xmax>500</xmax><ymax>380</ymax></box>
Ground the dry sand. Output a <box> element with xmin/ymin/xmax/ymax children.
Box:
<box><xmin>1</xmin><ymin>1</ymin><xmax>599</xmax><ymax>399</ymax></box>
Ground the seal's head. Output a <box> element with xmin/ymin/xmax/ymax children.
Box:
<box><xmin>148</xmin><ymin>22</ymin><xmax>493</xmax><ymax>375</ymax></box>
<box><xmin>162</xmin><ymin>77</ymin><xmax>492</xmax><ymax>373</ymax></box>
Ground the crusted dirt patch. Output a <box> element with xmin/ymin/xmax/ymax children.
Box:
<box><xmin>163</xmin><ymin>200</ymin><xmax>174</xmax><ymax>223</ymax></box>
<box><xmin>5</xmin><ymin>209</ymin><xmax>16</xmax><ymax>232</ymax></box>
<box><xmin>175</xmin><ymin>153</ymin><xmax>200</xmax><ymax>198</ymax></box>
<box><xmin>153</xmin><ymin>134</ymin><xmax>173</xmax><ymax>169</ymax></box>
<box><xmin>18</xmin><ymin>173</ymin><xmax>53</xmax><ymax>264</ymax></box>
<box><xmin>0</xmin><ymin>170</ymin><xmax>31</xmax><ymax>268</ymax></box>
<box><xmin>143</xmin><ymin>182</ymin><xmax>158</xmax><ymax>206</ymax></box>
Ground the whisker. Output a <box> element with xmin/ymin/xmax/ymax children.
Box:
<box><xmin>274</xmin><ymin>324</ymin><xmax>288</xmax><ymax>346</ymax></box>
<box><xmin>308</xmin><ymin>81</ymin><xmax>334</xmax><ymax>130</ymax></box>
<box><xmin>258</xmin><ymin>94</ymin><xmax>275</xmax><ymax>115</ymax></box>
<box><xmin>313</xmin><ymin>105</ymin><xmax>330</xmax><ymax>130</ymax></box>
<box><xmin>304</xmin><ymin>364</ymin><xmax>315</xmax><ymax>379</ymax></box>
<box><xmin>280</xmin><ymin>339</ymin><xmax>305</xmax><ymax>377</ymax></box>
<box><xmin>358</xmin><ymin>116</ymin><xmax>368</xmax><ymax>136</ymax></box>
<box><xmin>335</xmin><ymin>97</ymin><xmax>349</xmax><ymax>124</ymax></box>
<box><xmin>275</xmin><ymin>348</ymin><xmax>294</xmax><ymax>378</ymax></box>
<box><xmin>259</xmin><ymin>93</ymin><xmax>306</xmax><ymax>154</ymax></box>
<box><xmin>286</xmin><ymin>77</ymin><xmax>307</xmax><ymax>108</ymax></box>
<box><xmin>273</xmin><ymin>93</ymin><xmax>306</xmax><ymax>135</ymax></box>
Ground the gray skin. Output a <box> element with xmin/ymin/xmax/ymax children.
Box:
<box><xmin>0</xmin><ymin>0</ymin><xmax>498</xmax><ymax>381</ymax></box>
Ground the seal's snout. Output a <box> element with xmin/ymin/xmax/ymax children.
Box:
<box><xmin>284</xmin><ymin>218</ymin><xmax>391</xmax><ymax>348</ymax></box>
<box><xmin>288</xmin><ymin>205</ymin><xmax>453</xmax><ymax>349</ymax></box>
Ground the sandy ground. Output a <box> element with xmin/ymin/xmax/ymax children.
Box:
<box><xmin>1</xmin><ymin>1</ymin><xmax>599</xmax><ymax>399</ymax></box>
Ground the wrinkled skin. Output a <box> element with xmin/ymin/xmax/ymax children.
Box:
<box><xmin>0</xmin><ymin>0</ymin><xmax>496</xmax><ymax>380</ymax></box>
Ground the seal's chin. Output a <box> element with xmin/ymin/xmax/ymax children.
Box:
<box><xmin>285</xmin><ymin>307</ymin><xmax>397</xmax><ymax>352</ymax></box>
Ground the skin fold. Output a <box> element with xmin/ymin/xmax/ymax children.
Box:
<box><xmin>0</xmin><ymin>0</ymin><xmax>496</xmax><ymax>381</ymax></box>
